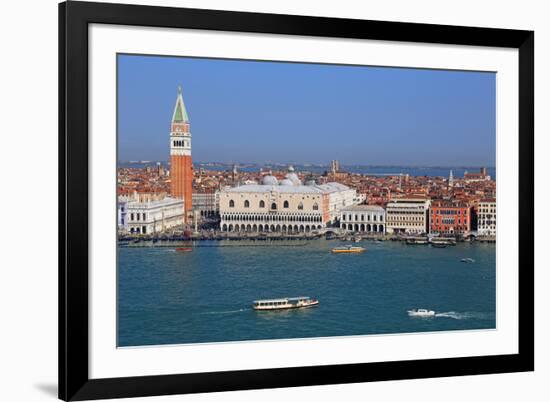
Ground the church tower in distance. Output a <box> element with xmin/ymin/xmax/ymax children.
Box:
<box><xmin>170</xmin><ymin>85</ymin><xmax>193</xmax><ymax>222</ymax></box>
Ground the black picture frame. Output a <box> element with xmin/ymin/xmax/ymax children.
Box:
<box><xmin>59</xmin><ymin>1</ymin><xmax>534</xmax><ymax>400</ymax></box>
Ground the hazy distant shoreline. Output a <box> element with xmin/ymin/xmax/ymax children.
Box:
<box><xmin>119</xmin><ymin>161</ymin><xmax>496</xmax><ymax>178</ymax></box>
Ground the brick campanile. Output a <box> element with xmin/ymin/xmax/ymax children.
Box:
<box><xmin>170</xmin><ymin>85</ymin><xmax>193</xmax><ymax>222</ymax></box>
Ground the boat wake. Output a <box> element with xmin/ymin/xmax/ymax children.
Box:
<box><xmin>199</xmin><ymin>309</ymin><xmax>247</xmax><ymax>315</ymax></box>
<box><xmin>435</xmin><ymin>311</ymin><xmax>490</xmax><ymax>320</ymax></box>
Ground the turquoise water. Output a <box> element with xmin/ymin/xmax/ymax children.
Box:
<box><xmin>118</xmin><ymin>240</ymin><xmax>495</xmax><ymax>347</ymax></box>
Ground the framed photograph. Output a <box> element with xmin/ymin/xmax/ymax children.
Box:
<box><xmin>59</xmin><ymin>1</ymin><xmax>534</xmax><ymax>400</ymax></box>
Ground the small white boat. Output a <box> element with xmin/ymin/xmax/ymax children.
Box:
<box><xmin>252</xmin><ymin>296</ymin><xmax>319</xmax><ymax>311</ymax></box>
<box><xmin>408</xmin><ymin>308</ymin><xmax>435</xmax><ymax>317</ymax></box>
<box><xmin>461</xmin><ymin>258</ymin><xmax>476</xmax><ymax>263</ymax></box>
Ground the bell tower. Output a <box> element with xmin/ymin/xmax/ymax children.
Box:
<box><xmin>170</xmin><ymin>85</ymin><xmax>193</xmax><ymax>221</ymax></box>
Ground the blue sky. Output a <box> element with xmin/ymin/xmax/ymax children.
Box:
<box><xmin>118</xmin><ymin>54</ymin><xmax>495</xmax><ymax>166</ymax></box>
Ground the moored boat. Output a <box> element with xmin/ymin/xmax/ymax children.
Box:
<box><xmin>252</xmin><ymin>296</ymin><xmax>319</xmax><ymax>311</ymax></box>
<box><xmin>406</xmin><ymin>237</ymin><xmax>429</xmax><ymax>245</ymax></box>
<box><xmin>176</xmin><ymin>247</ymin><xmax>193</xmax><ymax>252</ymax></box>
<box><xmin>431</xmin><ymin>237</ymin><xmax>457</xmax><ymax>246</ymax></box>
<box><xmin>331</xmin><ymin>245</ymin><xmax>366</xmax><ymax>254</ymax></box>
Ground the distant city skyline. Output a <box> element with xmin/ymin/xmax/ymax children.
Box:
<box><xmin>118</xmin><ymin>54</ymin><xmax>496</xmax><ymax>166</ymax></box>
<box><xmin>120</xmin><ymin>159</ymin><xmax>495</xmax><ymax>169</ymax></box>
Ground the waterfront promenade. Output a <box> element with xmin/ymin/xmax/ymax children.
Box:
<box><xmin>119</xmin><ymin>229</ymin><xmax>496</xmax><ymax>245</ymax></box>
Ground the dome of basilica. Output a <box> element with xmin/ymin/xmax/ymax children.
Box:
<box><xmin>305</xmin><ymin>179</ymin><xmax>316</xmax><ymax>186</ymax></box>
<box><xmin>286</xmin><ymin>172</ymin><xmax>302</xmax><ymax>186</ymax></box>
<box><xmin>262</xmin><ymin>175</ymin><xmax>279</xmax><ymax>185</ymax></box>
<box><xmin>279</xmin><ymin>179</ymin><xmax>294</xmax><ymax>186</ymax></box>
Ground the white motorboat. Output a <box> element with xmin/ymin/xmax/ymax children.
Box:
<box><xmin>408</xmin><ymin>308</ymin><xmax>436</xmax><ymax>317</ymax></box>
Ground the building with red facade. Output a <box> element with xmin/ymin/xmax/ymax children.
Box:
<box><xmin>430</xmin><ymin>200</ymin><xmax>471</xmax><ymax>235</ymax></box>
<box><xmin>169</xmin><ymin>85</ymin><xmax>193</xmax><ymax>222</ymax></box>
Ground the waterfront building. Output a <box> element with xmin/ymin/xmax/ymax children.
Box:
<box><xmin>477</xmin><ymin>198</ymin><xmax>496</xmax><ymax>236</ymax></box>
<box><xmin>340</xmin><ymin>205</ymin><xmax>385</xmax><ymax>233</ymax></box>
<box><xmin>317</xmin><ymin>182</ymin><xmax>358</xmax><ymax>223</ymax></box>
<box><xmin>192</xmin><ymin>190</ymin><xmax>219</xmax><ymax>218</ymax></box>
<box><xmin>169</xmin><ymin>85</ymin><xmax>193</xmax><ymax>221</ymax></box>
<box><xmin>429</xmin><ymin>200</ymin><xmax>471</xmax><ymax>235</ymax></box>
<box><xmin>117</xmin><ymin>199</ymin><xmax>128</xmax><ymax>232</ymax></box>
<box><xmin>386</xmin><ymin>198</ymin><xmax>431</xmax><ymax>234</ymax></box>
<box><xmin>118</xmin><ymin>192</ymin><xmax>184</xmax><ymax>234</ymax></box>
<box><xmin>219</xmin><ymin>166</ymin><xmax>357</xmax><ymax>233</ymax></box>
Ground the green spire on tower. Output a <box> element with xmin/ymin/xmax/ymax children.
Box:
<box><xmin>172</xmin><ymin>84</ymin><xmax>189</xmax><ymax>123</ymax></box>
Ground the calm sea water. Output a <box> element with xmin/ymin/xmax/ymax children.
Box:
<box><xmin>118</xmin><ymin>240</ymin><xmax>495</xmax><ymax>347</ymax></box>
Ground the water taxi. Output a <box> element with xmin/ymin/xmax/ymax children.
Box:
<box><xmin>408</xmin><ymin>308</ymin><xmax>436</xmax><ymax>317</ymax></box>
<box><xmin>252</xmin><ymin>297</ymin><xmax>319</xmax><ymax>311</ymax></box>
<box><xmin>331</xmin><ymin>245</ymin><xmax>365</xmax><ymax>254</ymax></box>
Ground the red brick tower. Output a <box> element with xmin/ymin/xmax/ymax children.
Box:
<box><xmin>170</xmin><ymin>85</ymin><xmax>193</xmax><ymax>222</ymax></box>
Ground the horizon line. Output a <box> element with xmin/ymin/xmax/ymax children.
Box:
<box><xmin>119</xmin><ymin>160</ymin><xmax>495</xmax><ymax>169</ymax></box>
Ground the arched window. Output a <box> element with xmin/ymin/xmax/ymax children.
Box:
<box><xmin>298</xmin><ymin>202</ymin><xmax>304</xmax><ymax>210</ymax></box>
<box><xmin>283</xmin><ymin>200</ymin><xmax>289</xmax><ymax>208</ymax></box>
<box><xmin>271</xmin><ymin>202</ymin><xmax>277</xmax><ymax>210</ymax></box>
<box><xmin>229</xmin><ymin>200</ymin><xmax>235</xmax><ymax>208</ymax></box>
<box><xmin>244</xmin><ymin>200</ymin><xmax>250</xmax><ymax>208</ymax></box>
<box><xmin>313</xmin><ymin>203</ymin><xmax>319</xmax><ymax>211</ymax></box>
<box><xmin>259</xmin><ymin>200</ymin><xmax>265</xmax><ymax>208</ymax></box>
